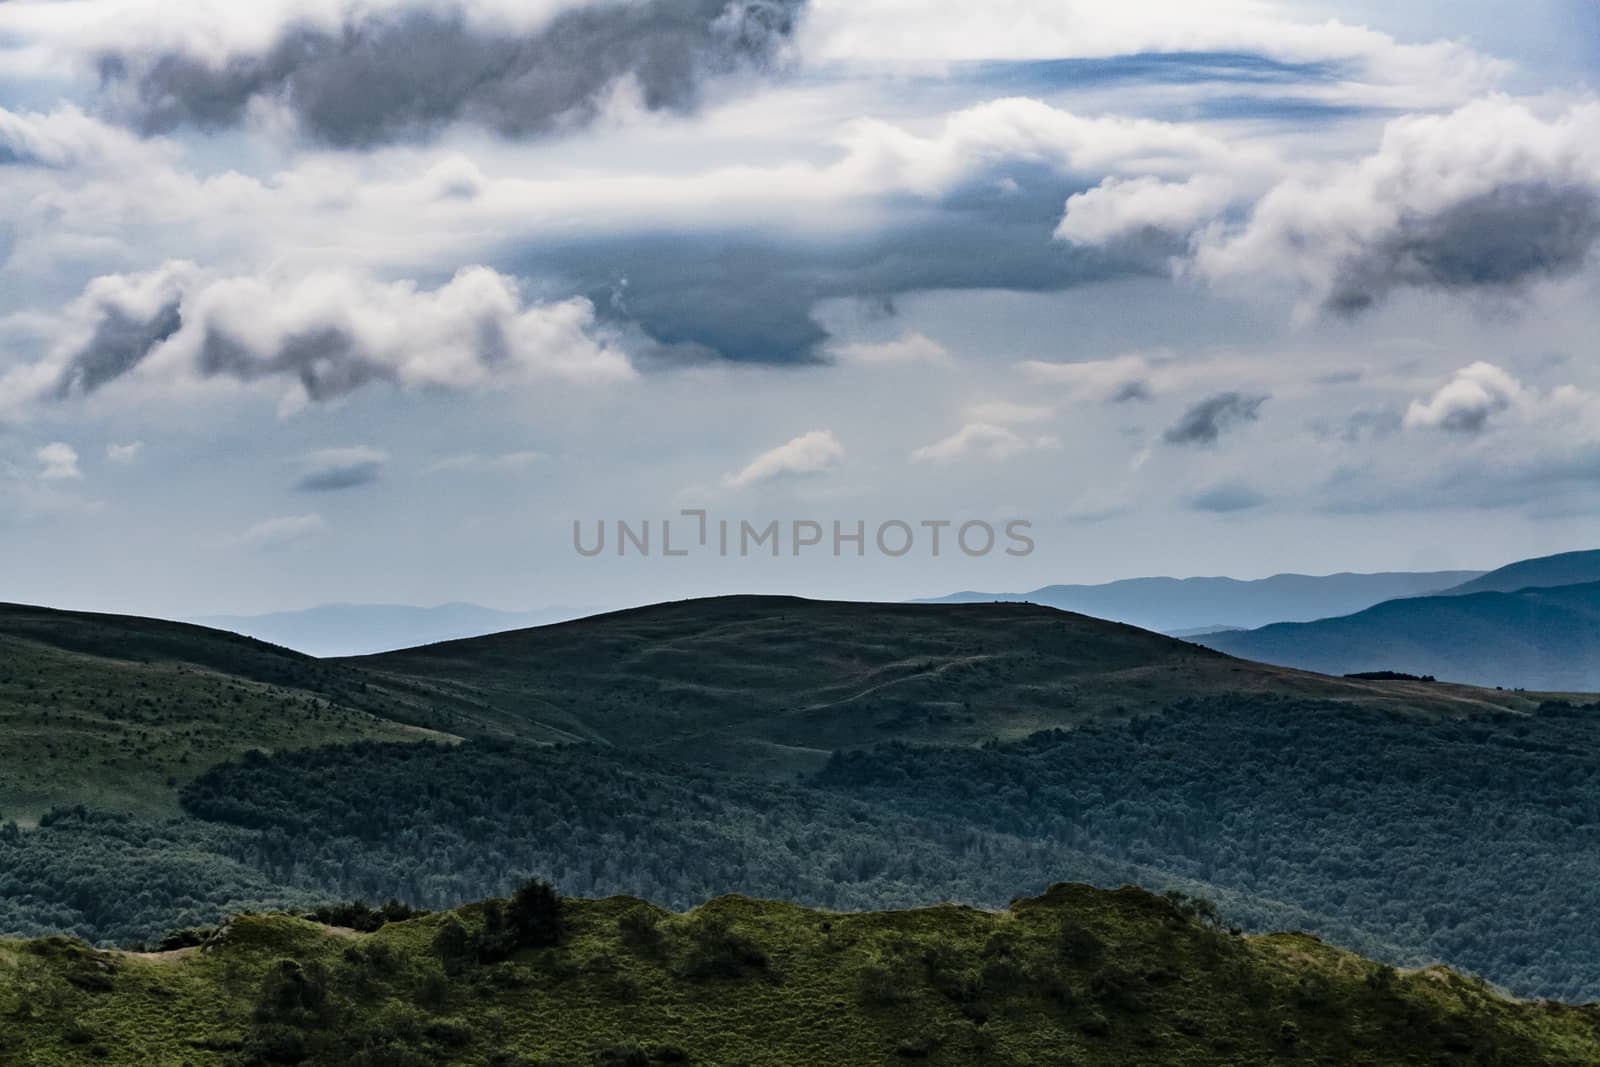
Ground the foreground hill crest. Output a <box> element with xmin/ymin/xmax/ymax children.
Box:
<box><xmin>6</xmin><ymin>882</ymin><xmax>1600</xmax><ymax>1066</ymax></box>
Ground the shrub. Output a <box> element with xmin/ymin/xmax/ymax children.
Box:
<box><xmin>617</xmin><ymin>909</ymin><xmax>664</xmax><ymax>957</ymax></box>
<box><xmin>681</xmin><ymin>916</ymin><xmax>768</xmax><ymax>980</ymax></box>
<box><xmin>1058</xmin><ymin>924</ymin><xmax>1104</xmax><ymax>966</ymax></box>
<box><xmin>431</xmin><ymin>915</ymin><xmax>473</xmax><ymax>973</ymax></box>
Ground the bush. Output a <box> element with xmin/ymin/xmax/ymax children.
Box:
<box><xmin>1058</xmin><ymin>924</ymin><xmax>1104</xmax><ymax>966</ymax></box>
<box><xmin>617</xmin><ymin>909</ymin><xmax>664</xmax><ymax>957</ymax></box>
<box><xmin>157</xmin><ymin>926</ymin><xmax>215</xmax><ymax>951</ymax></box>
<box><xmin>681</xmin><ymin>916</ymin><xmax>768</xmax><ymax>980</ymax></box>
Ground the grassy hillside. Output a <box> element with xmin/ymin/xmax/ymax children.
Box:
<box><xmin>1199</xmin><ymin>582</ymin><xmax>1600</xmax><ymax>690</ymax></box>
<box><xmin>5</xmin><ymin>884</ymin><xmax>1600</xmax><ymax>1067</ymax></box>
<box><xmin>1439</xmin><ymin>550</ymin><xmax>1600</xmax><ymax>596</ymax></box>
<box><xmin>0</xmin><ymin>603</ymin><xmax>442</xmax><ymax>821</ymax></box>
<box><xmin>347</xmin><ymin>595</ymin><xmax>1550</xmax><ymax>772</ymax></box>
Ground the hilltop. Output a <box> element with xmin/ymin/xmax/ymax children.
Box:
<box><xmin>345</xmin><ymin>595</ymin><xmax>1550</xmax><ymax>772</ymax></box>
<box><xmin>5</xmin><ymin>883</ymin><xmax>1600</xmax><ymax>1067</ymax></box>
<box><xmin>1436</xmin><ymin>550</ymin><xmax>1600</xmax><ymax>597</ymax></box>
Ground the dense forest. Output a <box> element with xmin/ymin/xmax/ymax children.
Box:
<box><xmin>818</xmin><ymin>696</ymin><xmax>1600</xmax><ymax>1001</ymax></box>
<box><xmin>7</xmin><ymin>694</ymin><xmax>1600</xmax><ymax>1000</ymax></box>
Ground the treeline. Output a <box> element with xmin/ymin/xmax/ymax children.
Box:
<box><xmin>176</xmin><ymin>740</ymin><xmax>1140</xmax><ymax>916</ymax></box>
<box><xmin>816</xmin><ymin>697</ymin><xmax>1600</xmax><ymax>1001</ymax></box>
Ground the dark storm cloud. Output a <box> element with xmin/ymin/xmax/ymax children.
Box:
<box><xmin>53</xmin><ymin>298</ymin><xmax>182</xmax><ymax>398</ymax></box>
<box><xmin>1110</xmin><ymin>380</ymin><xmax>1152</xmax><ymax>403</ymax></box>
<box><xmin>525</xmin><ymin>166</ymin><xmax>1154</xmax><ymax>364</ymax></box>
<box><xmin>1163</xmin><ymin>391</ymin><xmax>1268</xmax><ymax>446</ymax></box>
<box><xmin>1325</xmin><ymin>182</ymin><xmax>1600</xmax><ymax>315</ymax></box>
<box><xmin>98</xmin><ymin>0</ymin><xmax>806</xmax><ymax>147</ymax></box>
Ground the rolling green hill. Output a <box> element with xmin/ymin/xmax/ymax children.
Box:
<box><xmin>5</xmin><ymin>883</ymin><xmax>1600</xmax><ymax>1067</ymax></box>
<box><xmin>1198</xmin><ymin>582</ymin><xmax>1600</xmax><ymax>690</ymax></box>
<box><xmin>345</xmin><ymin>595</ymin><xmax>1553</xmax><ymax>773</ymax></box>
<box><xmin>0</xmin><ymin>603</ymin><xmax>444</xmax><ymax>821</ymax></box>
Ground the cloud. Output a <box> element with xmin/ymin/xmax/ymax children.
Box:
<box><xmin>106</xmin><ymin>441</ymin><xmax>144</xmax><ymax>464</ymax></box>
<box><xmin>1163</xmin><ymin>391</ymin><xmax>1268</xmax><ymax>446</ymax></box>
<box><xmin>428</xmin><ymin>450</ymin><xmax>547</xmax><ymax>473</ymax></box>
<box><xmin>963</xmin><ymin>400</ymin><xmax>1052</xmax><ymax>424</ymax></box>
<box><xmin>1188</xmin><ymin>481</ymin><xmax>1266</xmax><ymax>513</ymax></box>
<box><xmin>1022</xmin><ymin>353</ymin><xmax>1157</xmax><ymax>402</ymax></box>
<box><xmin>798</xmin><ymin>0</ymin><xmax>1505</xmax><ymax>107</ymax></box>
<box><xmin>833</xmin><ymin>331</ymin><xmax>952</xmax><ymax>366</ymax></box>
<box><xmin>36</xmin><ymin>442</ymin><xmax>81</xmax><ymax>480</ymax></box>
<box><xmin>24</xmin><ymin>263</ymin><xmax>195</xmax><ymax>401</ymax></box>
<box><xmin>1063</xmin><ymin>98</ymin><xmax>1600</xmax><ymax>315</ymax></box>
<box><xmin>910</xmin><ymin>422</ymin><xmax>1056</xmax><ymax>463</ymax></box>
<box><xmin>721</xmin><ymin>428</ymin><xmax>844</xmax><ymax>489</ymax></box>
<box><xmin>237</xmin><ymin>512</ymin><xmax>326</xmax><ymax>549</ymax></box>
<box><xmin>1403</xmin><ymin>361</ymin><xmax>1527</xmax><ymax>435</ymax></box>
<box><xmin>295</xmin><ymin>446</ymin><xmax>388</xmax><ymax>491</ymax></box>
<box><xmin>0</xmin><ymin>104</ymin><xmax>162</xmax><ymax>170</ymax></box>
<box><xmin>8</xmin><ymin>263</ymin><xmax>633</xmax><ymax>414</ymax></box>
<box><xmin>1056</xmin><ymin>174</ymin><xmax>1238</xmax><ymax>246</ymax></box>
<box><xmin>1311</xmin><ymin>409</ymin><xmax>1401</xmax><ymax>443</ymax></box>
<box><xmin>95</xmin><ymin>0</ymin><xmax>806</xmax><ymax>147</ymax></box>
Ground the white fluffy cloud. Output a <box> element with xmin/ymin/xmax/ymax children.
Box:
<box><xmin>1403</xmin><ymin>361</ymin><xmax>1598</xmax><ymax>438</ymax></box>
<box><xmin>1055</xmin><ymin>175</ymin><xmax>1241</xmax><ymax>246</ymax></box>
<box><xmin>0</xmin><ymin>104</ymin><xmax>164</xmax><ymax>169</ymax></box>
<box><xmin>106</xmin><ymin>441</ymin><xmax>144</xmax><ymax>464</ymax></box>
<box><xmin>1405</xmin><ymin>362</ymin><xmax>1528</xmax><ymax>434</ymax></box>
<box><xmin>4</xmin><ymin>263</ymin><xmax>634</xmax><ymax>416</ymax></box>
<box><xmin>1060</xmin><ymin>98</ymin><xmax>1600</xmax><ymax>316</ymax></box>
<box><xmin>722</xmin><ymin>429</ymin><xmax>845</xmax><ymax>489</ymax></box>
<box><xmin>910</xmin><ymin>422</ymin><xmax>1057</xmax><ymax>463</ymax></box>
<box><xmin>36</xmin><ymin>442</ymin><xmax>82</xmax><ymax>480</ymax></box>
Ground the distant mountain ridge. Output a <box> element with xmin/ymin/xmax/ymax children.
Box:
<box><xmin>193</xmin><ymin>601</ymin><xmax>588</xmax><ymax>657</ymax></box>
<box><xmin>1434</xmin><ymin>549</ymin><xmax>1600</xmax><ymax>597</ymax></box>
<box><xmin>1197</xmin><ymin>578</ymin><xmax>1600</xmax><ymax>691</ymax></box>
<box><xmin>916</xmin><ymin>570</ymin><xmax>1483</xmax><ymax>634</ymax></box>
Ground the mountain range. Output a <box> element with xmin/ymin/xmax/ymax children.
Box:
<box><xmin>1195</xmin><ymin>552</ymin><xmax>1600</xmax><ymax>690</ymax></box>
<box><xmin>915</xmin><ymin>569</ymin><xmax>1483</xmax><ymax>634</ymax></box>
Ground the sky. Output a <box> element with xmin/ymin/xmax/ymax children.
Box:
<box><xmin>2</xmin><ymin>0</ymin><xmax>1599</xmax><ymax>618</ymax></box>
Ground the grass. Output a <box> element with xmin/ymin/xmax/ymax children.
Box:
<box><xmin>0</xmin><ymin>606</ymin><xmax>445</xmax><ymax>821</ymax></box>
<box><xmin>2</xmin><ymin>594</ymin><xmax>1573</xmax><ymax>818</ymax></box>
<box><xmin>3</xmin><ymin>883</ymin><xmax>1599</xmax><ymax>1066</ymax></box>
<box><xmin>349</xmin><ymin>595</ymin><xmax>1568</xmax><ymax>771</ymax></box>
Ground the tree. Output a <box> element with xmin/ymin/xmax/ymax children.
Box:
<box><xmin>507</xmin><ymin>878</ymin><xmax>563</xmax><ymax>948</ymax></box>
